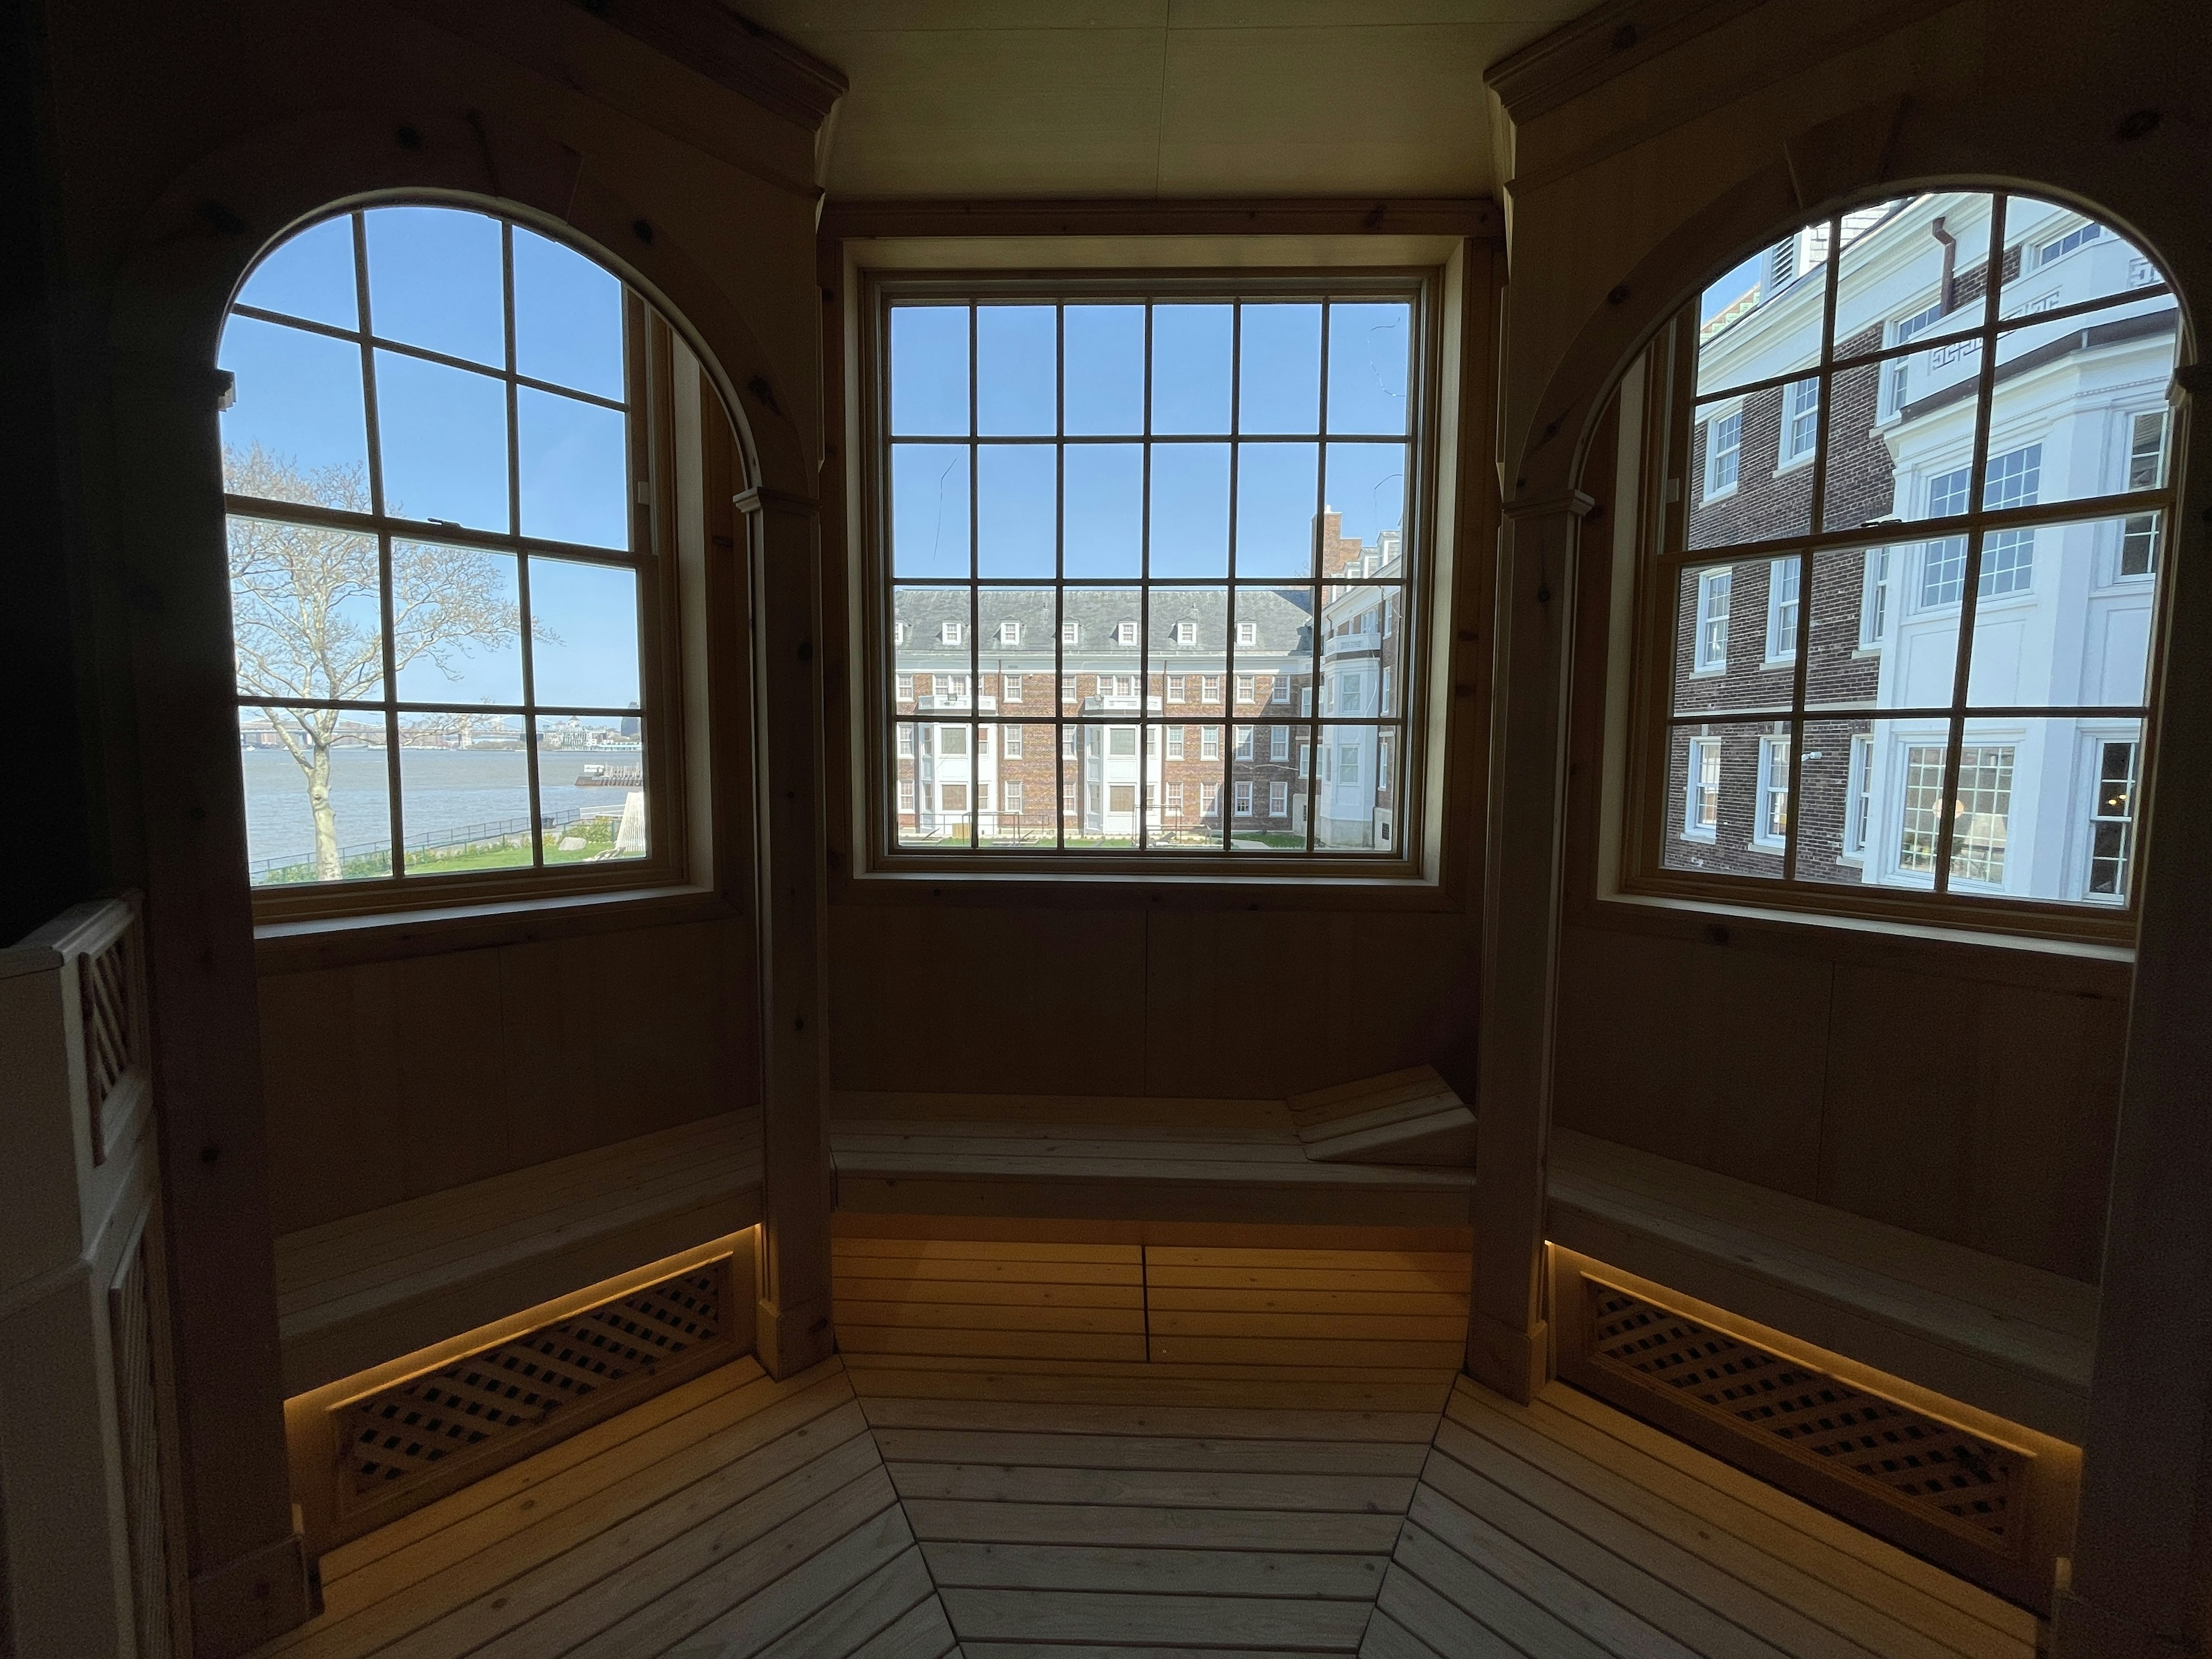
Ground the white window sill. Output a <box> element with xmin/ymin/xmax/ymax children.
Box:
<box><xmin>1690</xmin><ymin>664</ymin><xmax>1728</xmax><ymax>677</ymax></box>
<box><xmin>1747</xmin><ymin>838</ymin><xmax>1786</xmax><ymax>855</ymax></box>
<box><xmin>1591</xmin><ymin>889</ymin><xmax>2134</xmax><ymax>972</ymax></box>
<box><xmin>254</xmin><ymin>883</ymin><xmax>732</xmax><ymax>973</ymax></box>
<box><xmin>1700</xmin><ymin>484</ymin><xmax>1738</xmax><ymax>503</ymax></box>
<box><xmin>1681</xmin><ymin>828</ymin><xmax>1717</xmax><ymax>844</ymax></box>
<box><xmin>1760</xmin><ymin>653</ymin><xmax>1798</xmax><ymax>670</ymax></box>
<box><xmin>1774</xmin><ymin>450</ymin><xmax>1817</xmax><ymax>475</ymax></box>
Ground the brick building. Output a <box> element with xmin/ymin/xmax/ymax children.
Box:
<box><xmin>889</xmin><ymin>507</ymin><xmax>1407</xmax><ymax>850</ymax></box>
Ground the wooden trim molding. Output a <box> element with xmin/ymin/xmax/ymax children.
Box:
<box><xmin>1484</xmin><ymin>0</ymin><xmax>1773</xmax><ymax>123</ymax></box>
<box><xmin>733</xmin><ymin>484</ymin><xmax>821</xmax><ymax>518</ymax></box>
<box><xmin>563</xmin><ymin>0</ymin><xmax>846</xmax><ymax>132</ymax></box>
<box><xmin>820</xmin><ymin>197</ymin><xmax>1501</xmax><ymax>244</ymax></box>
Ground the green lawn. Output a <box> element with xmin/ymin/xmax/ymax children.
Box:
<box><xmin>255</xmin><ymin>816</ymin><xmax>636</xmax><ymax>885</ymax></box>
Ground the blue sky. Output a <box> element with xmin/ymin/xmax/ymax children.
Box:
<box><xmin>890</xmin><ymin>299</ymin><xmax>1411</xmax><ymax>581</ymax></box>
<box><xmin>1703</xmin><ymin>253</ymin><xmax>1765</xmax><ymax>320</ymax></box>
<box><xmin>219</xmin><ymin>206</ymin><xmax>641</xmax><ymax>712</ymax></box>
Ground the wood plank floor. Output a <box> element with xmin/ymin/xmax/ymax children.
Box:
<box><xmin>1361</xmin><ymin>1377</ymin><xmax>2041</xmax><ymax>1659</ymax></box>
<box><xmin>256</xmin><ymin>1355</ymin><xmax>2042</xmax><ymax>1659</ymax></box>
<box><xmin>850</xmin><ymin>1351</ymin><xmax>1448</xmax><ymax>1656</ymax></box>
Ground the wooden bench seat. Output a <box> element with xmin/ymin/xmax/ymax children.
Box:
<box><xmin>275</xmin><ymin>1110</ymin><xmax>763</xmax><ymax>1392</ymax></box>
<box><xmin>1546</xmin><ymin>1126</ymin><xmax>2099</xmax><ymax>1443</ymax></box>
<box><xmin>830</xmin><ymin>1093</ymin><xmax>1475</xmax><ymax>1230</ymax></box>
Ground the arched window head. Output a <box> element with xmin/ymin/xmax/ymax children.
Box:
<box><xmin>1624</xmin><ymin>190</ymin><xmax>2181</xmax><ymax>938</ymax></box>
<box><xmin>218</xmin><ymin>203</ymin><xmax>690</xmax><ymax>914</ymax></box>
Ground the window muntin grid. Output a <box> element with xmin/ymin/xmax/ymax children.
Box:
<box><xmin>218</xmin><ymin>205</ymin><xmax>662</xmax><ymax>900</ymax></box>
<box><xmin>878</xmin><ymin>283</ymin><xmax>1424</xmax><ymax>860</ymax></box>
<box><xmin>1646</xmin><ymin>189</ymin><xmax>2179</xmax><ymax>925</ymax></box>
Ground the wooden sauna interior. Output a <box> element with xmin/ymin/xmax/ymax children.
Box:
<box><xmin>3</xmin><ymin>1</ymin><xmax>2210</xmax><ymax>1657</ymax></box>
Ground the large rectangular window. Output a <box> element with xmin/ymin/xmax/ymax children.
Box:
<box><xmin>877</xmin><ymin>281</ymin><xmax>1427</xmax><ymax>862</ymax></box>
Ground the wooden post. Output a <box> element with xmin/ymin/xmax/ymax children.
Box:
<box><xmin>736</xmin><ymin>484</ymin><xmax>836</xmax><ymax>1378</ymax></box>
<box><xmin>115</xmin><ymin>361</ymin><xmax>314</xmax><ymax>1654</ymax></box>
<box><xmin>1467</xmin><ymin>489</ymin><xmax>1591</xmax><ymax>1402</ymax></box>
<box><xmin>2054</xmin><ymin>377</ymin><xmax>2212</xmax><ymax>1658</ymax></box>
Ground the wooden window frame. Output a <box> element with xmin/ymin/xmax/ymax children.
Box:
<box><xmin>859</xmin><ymin>268</ymin><xmax>1441</xmax><ymax>877</ymax></box>
<box><xmin>1619</xmin><ymin>191</ymin><xmax>2183</xmax><ymax>944</ymax></box>
<box><xmin>230</xmin><ymin>208</ymin><xmax>691</xmax><ymax>926</ymax></box>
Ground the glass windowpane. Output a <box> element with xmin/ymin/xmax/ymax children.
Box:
<box><xmin>528</xmin><ymin>558</ymin><xmax>641</xmax><ymax>709</ymax></box>
<box><xmin>513</xmin><ymin>226</ymin><xmax>626</xmax><ymax>399</ymax></box>
<box><xmin>518</xmin><ymin>388</ymin><xmax>630</xmax><ymax>549</ymax></box>
<box><xmin>1327</xmin><ymin>302</ymin><xmax>1411</xmax><ymax>435</ymax></box>
<box><xmin>374</xmin><ymin>351</ymin><xmax>510</xmax><ymax>531</ymax></box>
<box><xmin>219</xmin><ymin>318</ymin><xmax>371</xmax><ymax>492</ymax></box>
<box><xmin>397</xmin><ymin>714</ymin><xmax>532</xmax><ymax>873</ymax></box>
<box><xmin>240</xmin><ymin>707</ymin><xmax>391</xmax><ymax>885</ymax></box>
<box><xmin>236</xmin><ymin>214</ymin><xmax>360</xmax><ymax>331</ymax></box>
<box><xmin>363</xmin><ymin>206</ymin><xmax>505</xmax><ymax>368</ymax></box>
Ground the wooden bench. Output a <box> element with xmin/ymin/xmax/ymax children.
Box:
<box><xmin>1546</xmin><ymin>1127</ymin><xmax>2099</xmax><ymax>1444</ymax></box>
<box><xmin>830</xmin><ymin>1093</ymin><xmax>1476</xmax><ymax>1230</ymax></box>
<box><xmin>274</xmin><ymin>1109</ymin><xmax>763</xmax><ymax>1392</ymax></box>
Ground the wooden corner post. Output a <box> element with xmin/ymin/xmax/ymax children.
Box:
<box><xmin>2054</xmin><ymin>375</ymin><xmax>2212</xmax><ymax>1658</ymax></box>
<box><xmin>1467</xmin><ymin>487</ymin><xmax>1593</xmax><ymax>1402</ymax></box>
<box><xmin>736</xmin><ymin>484</ymin><xmax>836</xmax><ymax>1379</ymax></box>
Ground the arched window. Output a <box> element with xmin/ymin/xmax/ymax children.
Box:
<box><xmin>1623</xmin><ymin>190</ymin><xmax>2181</xmax><ymax>938</ymax></box>
<box><xmin>218</xmin><ymin>203</ymin><xmax>683</xmax><ymax>911</ymax></box>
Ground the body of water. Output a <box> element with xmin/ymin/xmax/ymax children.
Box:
<box><xmin>241</xmin><ymin>744</ymin><xmax>637</xmax><ymax>873</ymax></box>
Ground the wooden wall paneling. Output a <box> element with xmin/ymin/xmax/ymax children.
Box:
<box><xmin>833</xmin><ymin>1236</ymin><xmax>1149</xmax><ymax>1363</ymax></box>
<box><xmin>1141</xmin><ymin>908</ymin><xmax>1328</xmax><ymax>1099</ymax></box>
<box><xmin>257</xmin><ymin>964</ymin><xmax>413</xmax><ymax>1237</ymax></box>
<box><xmin>263</xmin><ymin>921</ymin><xmax>754</xmax><ymax>1238</ymax></box>
<box><xmin>1140</xmin><ymin>908</ymin><xmax>1474</xmax><ymax>1101</ymax></box>
<box><xmin>1552</xmin><ymin>925</ymin><xmax>1832</xmax><ymax>1198</ymax></box>
<box><xmin>1819</xmin><ymin>965</ymin><xmax>2124</xmax><ymax>1285</ymax></box>
<box><xmin>496</xmin><ymin>920</ymin><xmax>751</xmax><ymax>1160</ymax></box>
<box><xmin>830</xmin><ymin>904</ymin><xmax>1149</xmax><ymax>1096</ymax></box>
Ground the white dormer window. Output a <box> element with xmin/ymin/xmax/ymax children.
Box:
<box><xmin>2038</xmin><ymin>221</ymin><xmax>2102</xmax><ymax>266</ymax></box>
<box><xmin>1173</xmin><ymin>620</ymin><xmax>1197</xmax><ymax>646</ymax></box>
<box><xmin>893</xmin><ymin>620</ymin><xmax>910</xmax><ymax>645</ymax></box>
<box><xmin>998</xmin><ymin>620</ymin><xmax>1021</xmax><ymax>645</ymax></box>
<box><xmin>1115</xmin><ymin>620</ymin><xmax>1138</xmax><ymax>645</ymax></box>
<box><xmin>1061</xmin><ymin>620</ymin><xmax>1079</xmax><ymax>645</ymax></box>
<box><xmin>1236</xmin><ymin>620</ymin><xmax>1258</xmax><ymax>646</ymax></box>
<box><xmin>940</xmin><ymin>620</ymin><xmax>964</xmax><ymax>645</ymax></box>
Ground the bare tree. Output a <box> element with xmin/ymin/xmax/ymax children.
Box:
<box><xmin>227</xmin><ymin>443</ymin><xmax>526</xmax><ymax>880</ymax></box>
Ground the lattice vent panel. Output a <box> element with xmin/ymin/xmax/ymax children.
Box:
<box><xmin>77</xmin><ymin>922</ymin><xmax>142</xmax><ymax>1163</ymax></box>
<box><xmin>1586</xmin><ymin>1283</ymin><xmax>2021</xmax><ymax>1544</ymax></box>
<box><xmin>338</xmin><ymin>1260</ymin><xmax>728</xmax><ymax>1501</ymax></box>
<box><xmin>109</xmin><ymin>1224</ymin><xmax>176</xmax><ymax>1659</ymax></box>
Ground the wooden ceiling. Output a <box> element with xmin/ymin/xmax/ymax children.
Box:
<box><xmin>738</xmin><ymin>1</ymin><xmax>1588</xmax><ymax>199</ymax></box>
